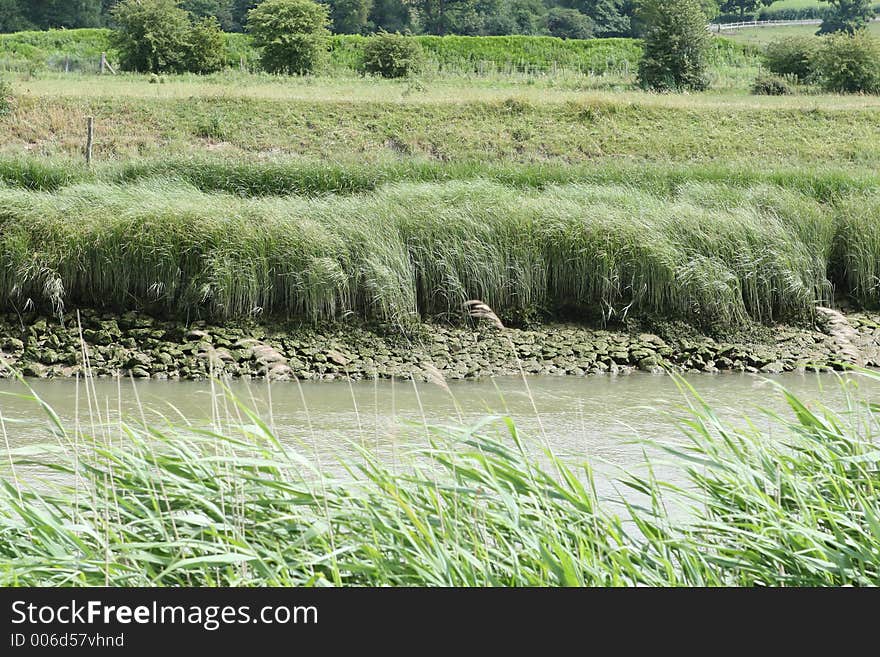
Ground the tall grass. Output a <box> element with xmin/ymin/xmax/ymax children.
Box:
<box><xmin>0</xmin><ymin>371</ymin><xmax>878</xmax><ymax>586</ymax></box>
<box><xmin>0</xmin><ymin>179</ymin><xmax>842</xmax><ymax>325</ymax></box>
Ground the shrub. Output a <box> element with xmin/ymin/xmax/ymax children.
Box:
<box><xmin>544</xmin><ymin>8</ymin><xmax>594</xmax><ymax>40</ymax></box>
<box><xmin>247</xmin><ymin>0</ymin><xmax>330</xmax><ymax>75</ymax></box>
<box><xmin>751</xmin><ymin>74</ymin><xmax>793</xmax><ymax>96</ymax></box>
<box><xmin>637</xmin><ymin>0</ymin><xmax>711</xmax><ymax>91</ymax></box>
<box><xmin>764</xmin><ymin>36</ymin><xmax>820</xmax><ymax>82</ymax></box>
<box><xmin>186</xmin><ymin>16</ymin><xmax>226</xmax><ymax>74</ymax></box>
<box><xmin>813</xmin><ymin>31</ymin><xmax>880</xmax><ymax>94</ymax></box>
<box><xmin>361</xmin><ymin>32</ymin><xmax>424</xmax><ymax>78</ymax></box>
<box><xmin>111</xmin><ymin>0</ymin><xmax>191</xmax><ymax>73</ymax></box>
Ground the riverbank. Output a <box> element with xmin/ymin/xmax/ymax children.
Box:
<box><xmin>1</xmin><ymin>309</ymin><xmax>875</xmax><ymax>381</ymax></box>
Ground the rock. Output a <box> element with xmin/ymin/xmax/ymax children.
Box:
<box><xmin>638</xmin><ymin>356</ymin><xmax>661</xmax><ymax>373</ymax></box>
<box><xmin>760</xmin><ymin>361</ymin><xmax>784</xmax><ymax>374</ymax></box>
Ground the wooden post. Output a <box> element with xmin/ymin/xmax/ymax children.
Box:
<box><xmin>64</xmin><ymin>55</ymin><xmax>70</xmax><ymax>73</ymax></box>
<box><xmin>100</xmin><ymin>52</ymin><xmax>107</xmax><ymax>74</ymax></box>
<box><xmin>86</xmin><ymin>117</ymin><xmax>94</xmax><ymax>166</ymax></box>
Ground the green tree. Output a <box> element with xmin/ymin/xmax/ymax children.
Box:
<box><xmin>485</xmin><ymin>0</ymin><xmax>545</xmax><ymax>35</ymax></box>
<box><xmin>562</xmin><ymin>0</ymin><xmax>629</xmax><ymax>36</ymax></box>
<box><xmin>637</xmin><ymin>0</ymin><xmax>711</xmax><ymax>91</ymax></box>
<box><xmin>818</xmin><ymin>0</ymin><xmax>875</xmax><ymax>34</ymax></box>
<box><xmin>719</xmin><ymin>0</ymin><xmax>772</xmax><ymax>19</ymax></box>
<box><xmin>0</xmin><ymin>0</ymin><xmax>31</xmax><ymax>32</ymax></box>
<box><xmin>545</xmin><ymin>8</ymin><xmax>594</xmax><ymax>38</ymax></box>
<box><xmin>182</xmin><ymin>0</ymin><xmax>235</xmax><ymax>29</ymax></box>
<box><xmin>369</xmin><ymin>0</ymin><xmax>412</xmax><ymax>32</ymax></box>
<box><xmin>247</xmin><ymin>0</ymin><xmax>331</xmax><ymax>73</ymax></box>
<box><xmin>111</xmin><ymin>0</ymin><xmax>191</xmax><ymax>72</ymax></box>
<box><xmin>324</xmin><ymin>0</ymin><xmax>374</xmax><ymax>32</ymax></box>
<box><xmin>186</xmin><ymin>16</ymin><xmax>227</xmax><ymax>72</ymax></box>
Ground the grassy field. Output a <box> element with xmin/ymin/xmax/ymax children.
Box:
<box><xmin>2</xmin><ymin>73</ymin><xmax>879</xmax><ymax>167</ymax></box>
<box><xmin>2</xmin><ymin>372</ymin><xmax>879</xmax><ymax>586</ymax></box>
<box><xmin>724</xmin><ymin>21</ymin><xmax>880</xmax><ymax>45</ymax></box>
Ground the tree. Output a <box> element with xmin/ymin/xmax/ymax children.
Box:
<box><xmin>369</xmin><ymin>0</ymin><xmax>412</xmax><ymax>32</ymax></box>
<box><xmin>186</xmin><ymin>16</ymin><xmax>227</xmax><ymax>72</ymax></box>
<box><xmin>818</xmin><ymin>0</ymin><xmax>875</xmax><ymax>34</ymax></box>
<box><xmin>111</xmin><ymin>0</ymin><xmax>191</xmax><ymax>72</ymax></box>
<box><xmin>812</xmin><ymin>30</ymin><xmax>880</xmax><ymax>92</ymax></box>
<box><xmin>0</xmin><ymin>0</ymin><xmax>31</xmax><ymax>32</ymax></box>
<box><xmin>719</xmin><ymin>0</ymin><xmax>772</xmax><ymax>19</ymax></box>
<box><xmin>182</xmin><ymin>0</ymin><xmax>235</xmax><ymax>30</ymax></box>
<box><xmin>361</xmin><ymin>30</ymin><xmax>423</xmax><ymax>76</ymax></box>
<box><xmin>545</xmin><ymin>8</ymin><xmax>594</xmax><ymax>39</ymax></box>
<box><xmin>324</xmin><ymin>0</ymin><xmax>374</xmax><ymax>33</ymax></box>
<box><xmin>485</xmin><ymin>0</ymin><xmax>545</xmax><ymax>35</ymax></box>
<box><xmin>563</xmin><ymin>0</ymin><xmax>629</xmax><ymax>36</ymax></box>
<box><xmin>637</xmin><ymin>0</ymin><xmax>711</xmax><ymax>91</ymax></box>
<box><xmin>247</xmin><ymin>0</ymin><xmax>331</xmax><ymax>74</ymax></box>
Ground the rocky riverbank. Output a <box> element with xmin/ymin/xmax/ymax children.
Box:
<box><xmin>0</xmin><ymin>309</ymin><xmax>877</xmax><ymax>381</ymax></box>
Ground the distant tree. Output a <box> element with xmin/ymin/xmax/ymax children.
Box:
<box><xmin>111</xmin><ymin>0</ymin><xmax>191</xmax><ymax>72</ymax></box>
<box><xmin>485</xmin><ymin>0</ymin><xmax>545</xmax><ymax>34</ymax></box>
<box><xmin>406</xmin><ymin>0</ymin><xmax>480</xmax><ymax>35</ymax></box>
<box><xmin>637</xmin><ymin>0</ymin><xmax>711</xmax><ymax>91</ymax></box>
<box><xmin>182</xmin><ymin>0</ymin><xmax>236</xmax><ymax>30</ymax></box>
<box><xmin>369</xmin><ymin>0</ymin><xmax>413</xmax><ymax>32</ymax></box>
<box><xmin>324</xmin><ymin>0</ymin><xmax>374</xmax><ymax>32</ymax></box>
<box><xmin>247</xmin><ymin>0</ymin><xmax>331</xmax><ymax>73</ymax></box>
<box><xmin>719</xmin><ymin>0</ymin><xmax>772</xmax><ymax>19</ymax></box>
<box><xmin>818</xmin><ymin>0</ymin><xmax>875</xmax><ymax>34</ymax></box>
<box><xmin>0</xmin><ymin>0</ymin><xmax>31</xmax><ymax>32</ymax></box>
<box><xmin>545</xmin><ymin>8</ymin><xmax>594</xmax><ymax>38</ymax></box>
<box><xmin>230</xmin><ymin>0</ymin><xmax>260</xmax><ymax>31</ymax></box>
<box><xmin>562</xmin><ymin>0</ymin><xmax>629</xmax><ymax>36</ymax></box>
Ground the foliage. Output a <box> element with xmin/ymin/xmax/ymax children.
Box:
<box><xmin>812</xmin><ymin>30</ymin><xmax>880</xmax><ymax>92</ymax></box>
<box><xmin>325</xmin><ymin>0</ymin><xmax>374</xmax><ymax>33</ymax></box>
<box><xmin>545</xmin><ymin>8</ymin><xmax>595</xmax><ymax>39</ymax></box>
<box><xmin>110</xmin><ymin>0</ymin><xmax>192</xmax><ymax>73</ymax></box>
<box><xmin>818</xmin><ymin>0</ymin><xmax>876</xmax><ymax>34</ymax></box>
<box><xmin>186</xmin><ymin>16</ymin><xmax>228</xmax><ymax>73</ymax></box>
<box><xmin>763</xmin><ymin>35</ymin><xmax>820</xmax><ymax>81</ymax></box>
<box><xmin>720</xmin><ymin>0</ymin><xmax>773</xmax><ymax>18</ymax></box>
<box><xmin>361</xmin><ymin>31</ymin><xmax>424</xmax><ymax>76</ymax></box>
<box><xmin>637</xmin><ymin>0</ymin><xmax>712</xmax><ymax>91</ymax></box>
<box><xmin>247</xmin><ymin>0</ymin><xmax>331</xmax><ymax>74</ymax></box>
<box><xmin>751</xmin><ymin>73</ymin><xmax>793</xmax><ymax>94</ymax></box>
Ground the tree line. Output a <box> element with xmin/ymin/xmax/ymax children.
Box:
<box><xmin>0</xmin><ymin>1</ymin><xmax>873</xmax><ymax>39</ymax></box>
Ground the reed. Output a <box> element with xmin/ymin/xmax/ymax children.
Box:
<box><xmin>0</xmin><ymin>370</ymin><xmax>877</xmax><ymax>586</ymax></box>
<box><xmin>0</xmin><ymin>179</ymin><xmax>845</xmax><ymax>326</ymax></box>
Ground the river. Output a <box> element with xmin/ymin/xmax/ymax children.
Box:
<box><xmin>0</xmin><ymin>371</ymin><xmax>874</xmax><ymax>503</ymax></box>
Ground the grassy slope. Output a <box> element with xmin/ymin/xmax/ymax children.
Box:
<box><xmin>724</xmin><ymin>21</ymin><xmax>880</xmax><ymax>45</ymax></box>
<box><xmin>3</xmin><ymin>78</ymin><xmax>879</xmax><ymax>167</ymax></box>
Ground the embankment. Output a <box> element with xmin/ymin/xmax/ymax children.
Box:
<box><xmin>3</xmin><ymin>310</ymin><xmax>879</xmax><ymax>381</ymax></box>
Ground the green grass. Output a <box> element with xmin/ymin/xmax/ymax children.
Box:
<box><xmin>1</xmin><ymin>371</ymin><xmax>878</xmax><ymax>586</ymax></box>
<box><xmin>0</xmin><ymin>179</ymin><xmax>858</xmax><ymax>326</ymax></box>
<box><xmin>3</xmin><ymin>81</ymin><xmax>879</xmax><ymax>166</ymax></box>
<box><xmin>725</xmin><ymin>22</ymin><xmax>880</xmax><ymax>46</ymax></box>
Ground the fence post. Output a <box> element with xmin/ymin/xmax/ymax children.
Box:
<box><xmin>100</xmin><ymin>52</ymin><xmax>107</xmax><ymax>74</ymax></box>
<box><xmin>86</xmin><ymin>117</ymin><xmax>94</xmax><ymax>166</ymax></box>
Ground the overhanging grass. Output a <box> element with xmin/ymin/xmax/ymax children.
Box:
<box><xmin>0</xmin><ymin>179</ymin><xmax>843</xmax><ymax>325</ymax></box>
<box><xmin>0</xmin><ymin>372</ymin><xmax>878</xmax><ymax>586</ymax></box>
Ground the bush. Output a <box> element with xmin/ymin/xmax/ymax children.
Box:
<box><xmin>813</xmin><ymin>31</ymin><xmax>880</xmax><ymax>94</ymax></box>
<box><xmin>764</xmin><ymin>36</ymin><xmax>820</xmax><ymax>82</ymax></box>
<box><xmin>111</xmin><ymin>0</ymin><xmax>191</xmax><ymax>73</ymax></box>
<box><xmin>111</xmin><ymin>0</ymin><xmax>227</xmax><ymax>74</ymax></box>
<box><xmin>637</xmin><ymin>0</ymin><xmax>711</xmax><ymax>92</ymax></box>
<box><xmin>361</xmin><ymin>32</ymin><xmax>424</xmax><ymax>78</ymax></box>
<box><xmin>544</xmin><ymin>8</ymin><xmax>594</xmax><ymax>40</ymax></box>
<box><xmin>247</xmin><ymin>0</ymin><xmax>330</xmax><ymax>74</ymax></box>
<box><xmin>186</xmin><ymin>16</ymin><xmax>226</xmax><ymax>74</ymax></box>
<box><xmin>751</xmin><ymin>74</ymin><xmax>793</xmax><ymax>96</ymax></box>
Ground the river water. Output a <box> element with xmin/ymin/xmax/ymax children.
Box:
<box><xmin>0</xmin><ymin>372</ymin><xmax>875</xmax><ymax>501</ymax></box>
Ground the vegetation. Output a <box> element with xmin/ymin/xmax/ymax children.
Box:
<box><xmin>360</xmin><ymin>31</ymin><xmax>424</xmax><ymax>77</ymax></box>
<box><xmin>111</xmin><ymin>0</ymin><xmax>227</xmax><ymax>74</ymax></box>
<box><xmin>637</xmin><ymin>0</ymin><xmax>711</xmax><ymax>91</ymax></box>
<box><xmin>246</xmin><ymin>0</ymin><xmax>332</xmax><ymax>74</ymax></box>
<box><xmin>0</xmin><ymin>178</ymin><xmax>864</xmax><ymax>325</ymax></box>
<box><xmin>1</xmin><ymin>372</ymin><xmax>879</xmax><ymax>586</ymax></box>
<box><xmin>751</xmin><ymin>72</ymin><xmax>792</xmax><ymax>93</ymax></box>
<box><xmin>813</xmin><ymin>30</ymin><xmax>880</xmax><ymax>92</ymax></box>
<box><xmin>0</xmin><ymin>76</ymin><xmax>11</xmax><ymax>115</ymax></box>
<box><xmin>763</xmin><ymin>35</ymin><xmax>820</xmax><ymax>80</ymax></box>
<box><xmin>818</xmin><ymin>0</ymin><xmax>876</xmax><ymax>34</ymax></box>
